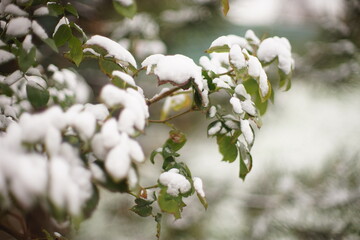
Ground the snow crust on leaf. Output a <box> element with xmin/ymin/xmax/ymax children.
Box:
<box><xmin>245</xmin><ymin>30</ymin><xmax>260</xmax><ymax>45</ymax></box>
<box><xmin>257</xmin><ymin>36</ymin><xmax>294</xmax><ymax>74</ymax></box>
<box><xmin>209</xmin><ymin>106</ymin><xmax>217</xmax><ymax>118</ymax></box>
<box><xmin>259</xmin><ymin>69</ymin><xmax>270</xmax><ymax>97</ymax></box>
<box><xmin>240</xmin><ymin>119</ymin><xmax>254</xmax><ymax>146</ymax></box>
<box><xmin>229</xmin><ymin>45</ymin><xmax>246</xmax><ymax>69</ymax></box>
<box><xmin>32</xmin><ymin>20</ymin><xmax>48</xmax><ymax>39</ymax></box>
<box><xmin>247</xmin><ymin>55</ymin><xmax>262</xmax><ymax>78</ymax></box>
<box><xmin>6</xmin><ymin>17</ymin><xmax>31</xmax><ymax>36</ymax></box>
<box><xmin>235</xmin><ymin>84</ymin><xmax>251</xmax><ymax>100</ymax></box>
<box><xmin>241</xmin><ymin>99</ymin><xmax>257</xmax><ymax>116</ymax></box>
<box><xmin>208</xmin><ymin>122</ymin><xmax>222</xmax><ymax>136</ymax></box>
<box><xmin>4</xmin><ymin>4</ymin><xmax>28</xmax><ymax>16</ymax></box>
<box><xmin>105</xmin><ymin>143</ymin><xmax>131</xmax><ymax>181</ymax></box>
<box><xmin>230</xmin><ymin>96</ymin><xmax>243</xmax><ymax>114</ymax></box>
<box><xmin>112</xmin><ymin>70</ymin><xmax>136</xmax><ymax>86</ymax></box>
<box><xmin>193</xmin><ymin>177</ymin><xmax>205</xmax><ymax>198</ymax></box>
<box><xmin>0</xmin><ymin>50</ymin><xmax>15</xmax><ymax>64</ymax></box>
<box><xmin>159</xmin><ymin>168</ymin><xmax>191</xmax><ymax>197</ymax></box>
<box><xmin>33</xmin><ymin>6</ymin><xmax>49</xmax><ymax>16</ymax></box>
<box><xmin>85</xmin><ymin>35</ymin><xmax>137</xmax><ymax>68</ymax></box>
<box><xmin>210</xmin><ymin>35</ymin><xmax>250</xmax><ymax>50</ymax></box>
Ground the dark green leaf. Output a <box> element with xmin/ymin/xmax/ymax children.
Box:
<box><xmin>53</xmin><ymin>24</ymin><xmax>72</xmax><ymax>47</ymax></box>
<box><xmin>98</xmin><ymin>58</ymin><xmax>124</xmax><ymax>77</ymax></box>
<box><xmin>157</xmin><ymin>188</ymin><xmax>185</xmax><ymax>219</ymax></box>
<box><xmin>239</xmin><ymin>143</ymin><xmax>252</xmax><ymax>180</ymax></box>
<box><xmin>196</xmin><ymin>192</ymin><xmax>208</xmax><ymax>210</ymax></box>
<box><xmin>48</xmin><ymin>2</ymin><xmax>64</xmax><ymax>16</ymax></box>
<box><xmin>166</xmin><ymin>130</ymin><xmax>186</xmax><ymax>152</ymax></box>
<box><xmin>202</xmin><ymin>70</ymin><xmax>216</xmax><ymax>91</ymax></box>
<box><xmin>254</xmin><ymin>93</ymin><xmax>268</xmax><ymax>116</ymax></box>
<box><xmin>150</xmin><ymin>148</ymin><xmax>162</xmax><ymax>164</ymax></box>
<box><xmin>193</xmin><ymin>89</ymin><xmax>203</xmax><ymax>110</ymax></box>
<box><xmin>216</xmin><ymin>134</ymin><xmax>238</xmax><ymax>163</ymax></box>
<box><xmin>70</xmin><ymin>22</ymin><xmax>87</xmax><ymax>40</ymax></box>
<box><xmin>18</xmin><ymin>47</ymin><xmax>36</xmax><ymax>72</ymax></box>
<box><xmin>43</xmin><ymin>38</ymin><xmax>58</xmax><ymax>53</ymax></box>
<box><xmin>221</xmin><ymin>0</ymin><xmax>230</xmax><ymax>16</ymax></box>
<box><xmin>205</xmin><ymin>44</ymin><xmax>230</xmax><ymax>53</ymax></box>
<box><xmin>113</xmin><ymin>0</ymin><xmax>137</xmax><ymax>18</ymax></box>
<box><xmin>65</xmin><ymin>3</ymin><xmax>79</xmax><ymax>17</ymax></box>
<box><xmin>26</xmin><ymin>83</ymin><xmax>49</xmax><ymax>109</ymax></box>
<box><xmin>69</xmin><ymin>36</ymin><xmax>83</xmax><ymax>66</ymax></box>
<box><xmin>279</xmin><ymin>70</ymin><xmax>292</xmax><ymax>91</ymax></box>
<box><xmin>243</xmin><ymin>78</ymin><xmax>258</xmax><ymax>95</ymax></box>
<box><xmin>0</xmin><ymin>83</ymin><xmax>14</xmax><ymax>97</ymax></box>
<box><xmin>131</xmin><ymin>197</ymin><xmax>154</xmax><ymax>217</ymax></box>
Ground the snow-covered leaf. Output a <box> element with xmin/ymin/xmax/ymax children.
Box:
<box><xmin>113</xmin><ymin>0</ymin><xmax>137</xmax><ymax>18</ymax></box>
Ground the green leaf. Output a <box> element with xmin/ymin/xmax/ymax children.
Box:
<box><xmin>205</xmin><ymin>44</ymin><xmax>230</xmax><ymax>54</ymax></box>
<box><xmin>0</xmin><ymin>83</ymin><xmax>14</xmax><ymax>97</ymax></box>
<box><xmin>254</xmin><ymin>93</ymin><xmax>268</xmax><ymax>116</ymax></box>
<box><xmin>131</xmin><ymin>198</ymin><xmax>153</xmax><ymax>217</ymax></box>
<box><xmin>26</xmin><ymin>83</ymin><xmax>49</xmax><ymax>109</ymax></box>
<box><xmin>70</xmin><ymin>22</ymin><xmax>87</xmax><ymax>40</ymax></box>
<box><xmin>150</xmin><ymin>148</ymin><xmax>162</xmax><ymax>164</ymax></box>
<box><xmin>259</xmin><ymin>80</ymin><xmax>272</xmax><ymax>102</ymax></box>
<box><xmin>202</xmin><ymin>70</ymin><xmax>216</xmax><ymax>91</ymax></box>
<box><xmin>221</xmin><ymin>0</ymin><xmax>230</xmax><ymax>16</ymax></box>
<box><xmin>113</xmin><ymin>0</ymin><xmax>137</xmax><ymax>18</ymax></box>
<box><xmin>43</xmin><ymin>38</ymin><xmax>58</xmax><ymax>53</ymax></box>
<box><xmin>155</xmin><ymin>213</ymin><xmax>162</xmax><ymax>240</ymax></box>
<box><xmin>48</xmin><ymin>2</ymin><xmax>64</xmax><ymax>16</ymax></box>
<box><xmin>65</xmin><ymin>3</ymin><xmax>79</xmax><ymax>17</ymax></box>
<box><xmin>53</xmin><ymin>24</ymin><xmax>72</xmax><ymax>47</ymax></box>
<box><xmin>69</xmin><ymin>36</ymin><xmax>83</xmax><ymax>66</ymax></box>
<box><xmin>196</xmin><ymin>192</ymin><xmax>208</xmax><ymax>210</ymax></box>
<box><xmin>216</xmin><ymin>134</ymin><xmax>238</xmax><ymax>163</ymax></box>
<box><xmin>166</xmin><ymin>130</ymin><xmax>187</xmax><ymax>152</ymax></box>
<box><xmin>279</xmin><ymin>70</ymin><xmax>292</xmax><ymax>91</ymax></box>
<box><xmin>18</xmin><ymin>47</ymin><xmax>36</xmax><ymax>72</ymax></box>
<box><xmin>243</xmin><ymin>78</ymin><xmax>258</xmax><ymax>95</ymax></box>
<box><xmin>157</xmin><ymin>188</ymin><xmax>185</xmax><ymax>219</ymax></box>
<box><xmin>98</xmin><ymin>58</ymin><xmax>124</xmax><ymax>77</ymax></box>
<box><xmin>239</xmin><ymin>143</ymin><xmax>252</xmax><ymax>180</ymax></box>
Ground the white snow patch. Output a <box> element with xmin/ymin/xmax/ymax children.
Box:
<box><xmin>0</xmin><ymin>50</ymin><xmax>15</xmax><ymax>65</ymax></box>
<box><xmin>257</xmin><ymin>36</ymin><xmax>294</xmax><ymax>74</ymax></box>
<box><xmin>193</xmin><ymin>177</ymin><xmax>205</xmax><ymax>198</ymax></box>
<box><xmin>208</xmin><ymin>122</ymin><xmax>222</xmax><ymax>136</ymax></box>
<box><xmin>230</xmin><ymin>97</ymin><xmax>244</xmax><ymax>114</ymax></box>
<box><xmin>247</xmin><ymin>56</ymin><xmax>262</xmax><ymax>78</ymax></box>
<box><xmin>240</xmin><ymin>119</ymin><xmax>254</xmax><ymax>145</ymax></box>
<box><xmin>209</xmin><ymin>106</ymin><xmax>217</xmax><ymax>118</ymax></box>
<box><xmin>32</xmin><ymin>20</ymin><xmax>48</xmax><ymax>39</ymax></box>
<box><xmin>4</xmin><ymin>4</ymin><xmax>28</xmax><ymax>16</ymax></box>
<box><xmin>245</xmin><ymin>30</ymin><xmax>260</xmax><ymax>45</ymax></box>
<box><xmin>85</xmin><ymin>35</ymin><xmax>137</xmax><ymax>68</ymax></box>
<box><xmin>229</xmin><ymin>45</ymin><xmax>246</xmax><ymax>70</ymax></box>
<box><xmin>6</xmin><ymin>17</ymin><xmax>31</xmax><ymax>37</ymax></box>
<box><xmin>112</xmin><ymin>70</ymin><xmax>136</xmax><ymax>86</ymax></box>
<box><xmin>34</xmin><ymin>6</ymin><xmax>49</xmax><ymax>16</ymax></box>
<box><xmin>159</xmin><ymin>168</ymin><xmax>191</xmax><ymax>197</ymax></box>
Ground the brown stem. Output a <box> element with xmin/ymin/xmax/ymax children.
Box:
<box><xmin>146</xmin><ymin>87</ymin><xmax>182</xmax><ymax>106</ymax></box>
<box><xmin>148</xmin><ymin>108</ymin><xmax>195</xmax><ymax>123</ymax></box>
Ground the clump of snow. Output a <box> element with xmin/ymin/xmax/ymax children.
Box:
<box><xmin>32</xmin><ymin>20</ymin><xmax>48</xmax><ymax>39</ymax></box>
<box><xmin>33</xmin><ymin>6</ymin><xmax>49</xmax><ymax>16</ymax></box>
<box><xmin>159</xmin><ymin>168</ymin><xmax>191</xmax><ymax>197</ymax></box>
<box><xmin>230</xmin><ymin>96</ymin><xmax>244</xmax><ymax>114</ymax></box>
<box><xmin>114</xmin><ymin>0</ymin><xmax>133</xmax><ymax>6</ymax></box>
<box><xmin>257</xmin><ymin>36</ymin><xmax>294</xmax><ymax>74</ymax></box>
<box><xmin>142</xmin><ymin>54</ymin><xmax>203</xmax><ymax>91</ymax></box>
<box><xmin>6</xmin><ymin>17</ymin><xmax>31</xmax><ymax>37</ymax></box>
<box><xmin>100</xmin><ymin>84</ymin><xmax>149</xmax><ymax>135</ymax></box>
<box><xmin>85</xmin><ymin>35</ymin><xmax>137</xmax><ymax>68</ymax></box>
<box><xmin>193</xmin><ymin>177</ymin><xmax>205</xmax><ymax>198</ymax></box>
<box><xmin>240</xmin><ymin>119</ymin><xmax>254</xmax><ymax>145</ymax></box>
<box><xmin>241</xmin><ymin>99</ymin><xmax>257</xmax><ymax>116</ymax></box>
<box><xmin>229</xmin><ymin>45</ymin><xmax>246</xmax><ymax>70</ymax></box>
<box><xmin>208</xmin><ymin>122</ymin><xmax>222</xmax><ymax>136</ymax></box>
<box><xmin>4</xmin><ymin>4</ymin><xmax>28</xmax><ymax>16</ymax></box>
<box><xmin>235</xmin><ymin>84</ymin><xmax>251</xmax><ymax>99</ymax></box>
<box><xmin>0</xmin><ymin>50</ymin><xmax>15</xmax><ymax>64</ymax></box>
<box><xmin>84</xmin><ymin>104</ymin><xmax>109</xmax><ymax>121</ymax></box>
<box><xmin>210</xmin><ymin>35</ymin><xmax>251</xmax><ymax>51</ymax></box>
<box><xmin>112</xmin><ymin>70</ymin><xmax>136</xmax><ymax>87</ymax></box>
<box><xmin>209</xmin><ymin>106</ymin><xmax>217</xmax><ymax>118</ymax></box>
<box><xmin>245</xmin><ymin>30</ymin><xmax>260</xmax><ymax>45</ymax></box>
<box><xmin>259</xmin><ymin>69</ymin><xmax>269</xmax><ymax>97</ymax></box>
<box><xmin>247</xmin><ymin>55</ymin><xmax>262</xmax><ymax>78</ymax></box>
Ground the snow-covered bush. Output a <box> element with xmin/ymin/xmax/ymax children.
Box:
<box><xmin>0</xmin><ymin>0</ymin><xmax>294</xmax><ymax>239</ymax></box>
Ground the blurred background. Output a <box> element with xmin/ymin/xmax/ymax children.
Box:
<box><xmin>61</xmin><ymin>0</ymin><xmax>360</xmax><ymax>239</ymax></box>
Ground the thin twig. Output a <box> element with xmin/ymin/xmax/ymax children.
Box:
<box><xmin>146</xmin><ymin>86</ymin><xmax>182</xmax><ymax>106</ymax></box>
<box><xmin>148</xmin><ymin>108</ymin><xmax>195</xmax><ymax>123</ymax></box>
